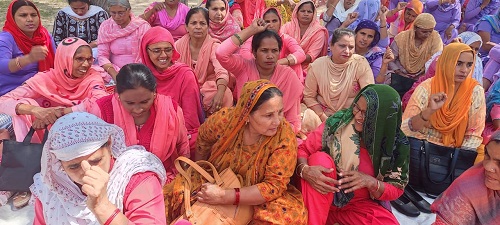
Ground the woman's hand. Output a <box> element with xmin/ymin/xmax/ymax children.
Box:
<box><xmin>28</xmin><ymin>46</ymin><xmax>49</xmax><ymax>63</ymax></box>
<box><xmin>342</xmin><ymin>12</ymin><xmax>358</xmax><ymax>27</ymax></box>
<box><xmin>153</xmin><ymin>2</ymin><xmax>166</xmax><ymax>11</ymax></box>
<box><xmin>249</xmin><ymin>18</ymin><xmax>269</xmax><ymax>35</ymax></box>
<box><xmin>81</xmin><ymin>160</ymin><xmax>111</xmax><ymax>213</ymax></box>
<box><xmin>207</xmin><ymin>89</ymin><xmax>225</xmax><ymax>114</ymax></box>
<box><xmin>337</xmin><ymin>170</ymin><xmax>378</xmax><ymax>193</ymax></box>
<box><xmin>302</xmin><ymin>165</ymin><xmax>340</xmax><ymax>194</ymax></box>
<box><xmin>395</xmin><ymin>2</ymin><xmax>408</xmax><ymax>11</ymax></box>
<box><xmin>378</xmin><ymin>6</ymin><xmax>389</xmax><ymax>22</ymax></box>
<box><xmin>428</xmin><ymin>92</ymin><xmax>447</xmax><ymax>111</ymax></box>
<box><xmin>31</xmin><ymin>107</ymin><xmax>64</xmax><ymax>126</ymax></box>
<box><xmin>445</xmin><ymin>25</ymin><xmax>454</xmax><ymax>39</ymax></box>
<box><xmin>196</xmin><ymin>183</ymin><xmax>227</xmax><ymax>205</ymax></box>
<box><xmin>382</xmin><ymin>48</ymin><xmax>395</xmax><ymax>64</ymax></box>
<box><xmin>32</xmin><ymin>119</ymin><xmax>47</xmax><ymax>130</ymax></box>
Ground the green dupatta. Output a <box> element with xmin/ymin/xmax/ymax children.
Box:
<box><xmin>322</xmin><ymin>84</ymin><xmax>410</xmax><ymax>189</ymax></box>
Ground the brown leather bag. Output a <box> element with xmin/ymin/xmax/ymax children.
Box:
<box><xmin>172</xmin><ymin>157</ymin><xmax>253</xmax><ymax>225</ymax></box>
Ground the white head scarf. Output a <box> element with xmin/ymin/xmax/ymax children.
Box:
<box><xmin>30</xmin><ymin>112</ymin><xmax>166</xmax><ymax>225</ymax></box>
<box><xmin>333</xmin><ymin>0</ymin><xmax>362</xmax><ymax>22</ymax></box>
<box><xmin>425</xmin><ymin>31</ymin><xmax>484</xmax><ymax>84</ymax></box>
<box><xmin>61</xmin><ymin>5</ymin><xmax>106</xmax><ymax>20</ymax></box>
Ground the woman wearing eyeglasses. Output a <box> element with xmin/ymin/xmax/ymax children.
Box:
<box><xmin>175</xmin><ymin>7</ymin><xmax>233</xmax><ymax>116</ymax></box>
<box><xmin>97</xmin><ymin>0</ymin><xmax>150</xmax><ymax>81</ymax></box>
<box><xmin>0</xmin><ymin>37</ymin><xmax>108</xmax><ymax>207</ymax></box>
<box><xmin>140</xmin><ymin>26</ymin><xmax>203</xmax><ymax>157</ymax></box>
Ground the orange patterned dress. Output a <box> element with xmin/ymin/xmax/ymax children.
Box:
<box><xmin>163</xmin><ymin>80</ymin><xmax>307</xmax><ymax>224</ymax></box>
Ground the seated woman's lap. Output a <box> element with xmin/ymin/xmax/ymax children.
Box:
<box><xmin>327</xmin><ymin>198</ymin><xmax>399</xmax><ymax>225</ymax></box>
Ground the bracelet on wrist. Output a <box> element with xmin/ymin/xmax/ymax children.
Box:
<box><xmin>233</xmin><ymin>34</ymin><xmax>244</xmax><ymax>46</ymax></box>
<box><xmin>299</xmin><ymin>164</ymin><xmax>309</xmax><ymax>178</ymax></box>
<box><xmin>103</xmin><ymin>208</ymin><xmax>120</xmax><ymax>225</ymax></box>
<box><xmin>233</xmin><ymin>188</ymin><xmax>240</xmax><ymax>205</ymax></box>
<box><xmin>106</xmin><ymin>66</ymin><xmax>113</xmax><ymax>74</ymax></box>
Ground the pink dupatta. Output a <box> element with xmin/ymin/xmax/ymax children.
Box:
<box><xmin>111</xmin><ymin>93</ymin><xmax>179</xmax><ymax>167</ymax></box>
<box><xmin>209</xmin><ymin>0</ymin><xmax>241</xmax><ymax>41</ymax></box>
<box><xmin>25</xmin><ymin>38</ymin><xmax>106</xmax><ymax>106</ymax></box>
<box><xmin>281</xmin><ymin>0</ymin><xmax>328</xmax><ymax>59</ymax></box>
<box><xmin>176</xmin><ymin>33</ymin><xmax>220</xmax><ymax>85</ymax></box>
<box><xmin>157</xmin><ymin>2</ymin><xmax>190</xmax><ymax>30</ymax></box>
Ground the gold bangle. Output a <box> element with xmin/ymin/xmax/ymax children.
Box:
<box><xmin>296</xmin><ymin>163</ymin><xmax>306</xmax><ymax>177</ymax></box>
<box><xmin>106</xmin><ymin>66</ymin><xmax>113</xmax><ymax>74</ymax></box>
<box><xmin>299</xmin><ymin>164</ymin><xmax>309</xmax><ymax>178</ymax></box>
<box><xmin>371</xmin><ymin>180</ymin><xmax>381</xmax><ymax>192</ymax></box>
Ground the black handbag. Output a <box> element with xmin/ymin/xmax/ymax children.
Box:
<box><xmin>389</xmin><ymin>73</ymin><xmax>417</xmax><ymax>98</ymax></box>
<box><xmin>0</xmin><ymin>128</ymin><xmax>47</xmax><ymax>192</ymax></box>
<box><xmin>408</xmin><ymin>137</ymin><xmax>477</xmax><ymax>197</ymax></box>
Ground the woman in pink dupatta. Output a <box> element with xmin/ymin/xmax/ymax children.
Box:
<box><xmin>175</xmin><ymin>7</ymin><xmax>233</xmax><ymax>116</ymax></box>
<box><xmin>281</xmin><ymin>0</ymin><xmax>328</xmax><ymax>77</ymax></box>
<box><xmin>141</xmin><ymin>0</ymin><xmax>190</xmax><ymax>41</ymax></box>
<box><xmin>215</xmin><ymin>19</ymin><xmax>303</xmax><ymax>133</ymax></box>
<box><xmin>206</xmin><ymin>0</ymin><xmax>241</xmax><ymax>42</ymax></box>
<box><xmin>90</xmin><ymin>63</ymin><xmax>189</xmax><ymax>183</ymax></box>
<box><xmin>240</xmin><ymin>7</ymin><xmax>306</xmax><ymax>82</ymax></box>
<box><xmin>97</xmin><ymin>0</ymin><xmax>150</xmax><ymax>80</ymax></box>
<box><xmin>0</xmin><ymin>37</ymin><xmax>107</xmax><ymax>206</ymax></box>
<box><xmin>0</xmin><ymin>37</ymin><xmax>107</xmax><ymax>143</ymax></box>
<box><xmin>140</xmin><ymin>26</ymin><xmax>203</xmax><ymax>156</ymax></box>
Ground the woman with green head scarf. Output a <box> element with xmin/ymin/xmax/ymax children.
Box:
<box><xmin>297</xmin><ymin>84</ymin><xmax>410</xmax><ymax>224</ymax></box>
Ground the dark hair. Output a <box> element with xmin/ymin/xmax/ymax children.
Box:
<box><xmin>250</xmin><ymin>87</ymin><xmax>283</xmax><ymax>113</ymax></box>
<box><xmin>205</xmin><ymin>0</ymin><xmax>226</xmax><ymax>9</ymax></box>
<box><xmin>185</xmin><ymin>7</ymin><xmax>209</xmax><ymax>25</ymax></box>
<box><xmin>263</xmin><ymin>8</ymin><xmax>280</xmax><ymax>22</ymax></box>
<box><xmin>330</xmin><ymin>28</ymin><xmax>355</xmax><ymax>45</ymax></box>
<box><xmin>11</xmin><ymin>0</ymin><xmax>38</xmax><ymax>17</ymax></box>
<box><xmin>68</xmin><ymin>0</ymin><xmax>91</xmax><ymax>5</ymax></box>
<box><xmin>116</xmin><ymin>63</ymin><xmax>157</xmax><ymax>94</ymax></box>
<box><xmin>297</xmin><ymin>1</ymin><xmax>315</xmax><ymax>12</ymax></box>
<box><xmin>251</xmin><ymin>30</ymin><xmax>283</xmax><ymax>53</ymax></box>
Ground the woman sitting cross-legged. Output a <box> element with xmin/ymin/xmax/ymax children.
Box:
<box><xmin>89</xmin><ymin>63</ymin><xmax>190</xmax><ymax>183</ymax></box>
<box><xmin>298</xmin><ymin>84</ymin><xmax>410</xmax><ymax>225</ymax></box>
<box><xmin>164</xmin><ymin>80</ymin><xmax>308</xmax><ymax>224</ymax></box>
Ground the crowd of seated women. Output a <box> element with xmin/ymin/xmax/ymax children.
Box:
<box><xmin>0</xmin><ymin>0</ymin><xmax>499</xmax><ymax>224</ymax></box>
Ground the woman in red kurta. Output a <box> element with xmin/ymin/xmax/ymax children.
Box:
<box><xmin>297</xmin><ymin>84</ymin><xmax>410</xmax><ymax>225</ymax></box>
<box><xmin>139</xmin><ymin>26</ymin><xmax>203</xmax><ymax>155</ymax></box>
<box><xmin>91</xmin><ymin>64</ymin><xmax>189</xmax><ymax>183</ymax></box>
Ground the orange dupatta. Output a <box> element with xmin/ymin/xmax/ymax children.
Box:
<box><xmin>397</xmin><ymin>0</ymin><xmax>424</xmax><ymax>34</ymax></box>
<box><xmin>430</xmin><ymin>43</ymin><xmax>477</xmax><ymax>146</ymax></box>
<box><xmin>207</xmin><ymin>80</ymin><xmax>294</xmax><ymax>184</ymax></box>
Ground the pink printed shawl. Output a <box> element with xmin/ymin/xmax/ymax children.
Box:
<box><xmin>97</xmin><ymin>14</ymin><xmax>149</xmax><ymax>44</ymax></box>
<box><xmin>209</xmin><ymin>0</ymin><xmax>241</xmax><ymax>41</ymax></box>
<box><xmin>281</xmin><ymin>0</ymin><xmax>328</xmax><ymax>57</ymax></box>
<box><xmin>25</xmin><ymin>38</ymin><xmax>106</xmax><ymax>106</ymax></box>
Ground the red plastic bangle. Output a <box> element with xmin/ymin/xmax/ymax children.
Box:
<box><xmin>233</xmin><ymin>188</ymin><xmax>240</xmax><ymax>205</ymax></box>
<box><xmin>104</xmin><ymin>208</ymin><xmax>120</xmax><ymax>225</ymax></box>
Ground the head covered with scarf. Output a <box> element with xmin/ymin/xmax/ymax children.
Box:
<box><xmin>397</xmin><ymin>0</ymin><xmax>423</xmax><ymax>33</ymax></box>
<box><xmin>355</xmin><ymin>19</ymin><xmax>381</xmax><ymax>48</ymax></box>
<box><xmin>394</xmin><ymin>13</ymin><xmax>443</xmax><ymax>74</ymax></box>
<box><xmin>24</xmin><ymin>37</ymin><xmax>106</xmax><ymax>106</ymax></box>
<box><xmin>475</xmin><ymin>9</ymin><xmax>500</xmax><ymax>34</ymax></box>
<box><xmin>206</xmin><ymin>0</ymin><xmax>241</xmax><ymax>41</ymax></box>
<box><xmin>322</xmin><ymin>84</ymin><xmax>410</xmax><ymax>189</ymax></box>
<box><xmin>430</xmin><ymin>43</ymin><xmax>478</xmax><ymax>146</ymax></box>
<box><xmin>139</xmin><ymin>26</ymin><xmax>186</xmax><ymax>80</ymax></box>
<box><xmin>3</xmin><ymin>0</ymin><xmax>55</xmax><ymax>71</ymax></box>
<box><xmin>31</xmin><ymin>112</ymin><xmax>166</xmax><ymax>225</ymax></box>
<box><xmin>207</xmin><ymin>80</ymin><xmax>296</xmax><ymax>185</ymax></box>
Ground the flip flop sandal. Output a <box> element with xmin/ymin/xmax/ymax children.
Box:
<box><xmin>0</xmin><ymin>191</ymin><xmax>14</xmax><ymax>206</ymax></box>
<box><xmin>12</xmin><ymin>192</ymin><xmax>31</xmax><ymax>209</ymax></box>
